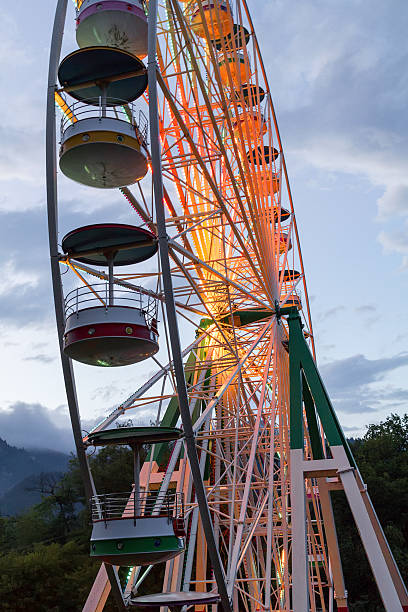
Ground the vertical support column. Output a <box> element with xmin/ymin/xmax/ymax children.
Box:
<box><xmin>317</xmin><ymin>478</ymin><xmax>348</xmax><ymax>610</ymax></box>
<box><xmin>147</xmin><ymin>3</ymin><xmax>231</xmax><ymax>610</ymax></box>
<box><xmin>290</xmin><ymin>449</ymin><xmax>309</xmax><ymax>612</ymax></box>
<box><xmin>133</xmin><ymin>444</ymin><xmax>140</xmax><ymax>517</ymax></box>
<box><xmin>288</xmin><ymin>310</ymin><xmax>308</xmax><ymax>611</ymax></box>
<box><xmin>108</xmin><ymin>258</ymin><xmax>114</xmax><ymax>306</ymax></box>
<box><xmin>331</xmin><ymin>446</ymin><xmax>403</xmax><ymax>612</ymax></box>
<box><xmin>101</xmin><ymin>83</ymin><xmax>107</xmax><ymax>118</ymax></box>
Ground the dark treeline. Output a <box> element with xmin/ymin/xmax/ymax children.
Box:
<box><xmin>0</xmin><ymin>414</ymin><xmax>407</xmax><ymax>610</ymax></box>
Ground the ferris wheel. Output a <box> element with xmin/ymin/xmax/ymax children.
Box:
<box><xmin>46</xmin><ymin>1</ymin><xmax>408</xmax><ymax>611</ymax></box>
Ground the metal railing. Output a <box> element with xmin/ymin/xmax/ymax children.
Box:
<box><xmin>91</xmin><ymin>490</ymin><xmax>184</xmax><ymax>523</ymax></box>
<box><xmin>280</xmin><ymin>288</ymin><xmax>302</xmax><ymax>309</ymax></box>
<box><xmin>64</xmin><ymin>283</ymin><xmax>158</xmax><ymax>325</ymax></box>
<box><xmin>75</xmin><ymin>0</ymin><xmax>147</xmax><ymax>15</ymax></box>
<box><xmin>60</xmin><ymin>98</ymin><xmax>148</xmax><ymax>146</ymax></box>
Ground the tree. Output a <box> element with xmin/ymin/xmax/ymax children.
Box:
<box><xmin>333</xmin><ymin>413</ymin><xmax>408</xmax><ymax>610</ymax></box>
<box><xmin>0</xmin><ymin>541</ymin><xmax>118</xmax><ymax>611</ymax></box>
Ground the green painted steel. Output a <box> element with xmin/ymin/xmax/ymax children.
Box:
<box><xmin>286</xmin><ymin>308</ymin><xmax>355</xmax><ymax>465</ymax></box>
<box><xmin>199</xmin><ymin>309</ymin><xmax>274</xmax><ymax>331</ymax></box>
<box><xmin>302</xmin><ymin>373</ymin><xmax>324</xmax><ymax>460</ymax></box>
<box><xmin>288</xmin><ymin>310</ymin><xmax>304</xmax><ymax>450</ymax></box>
<box><xmin>88</xmin><ymin>426</ymin><xmax>183</xmax><ymax>447</ymax></box>
<box><xmin>153</xmin><ymin>351</ymin><xmax>197</xmax><ymax>464</ymax></box>
<box><xmin>90</xmin><ymin>534</ymin><xmax>182</xmax><ymax>557</ymax></box>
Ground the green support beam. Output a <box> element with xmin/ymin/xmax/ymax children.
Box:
<box><xmin>153</xmin><ymin>351</ymin><xmax>197</xmax><ymax>464</ymax></box>
<box><xmin>286</xmin><ymin>308</ymin><xmax>355</xmax><ymax>466</ymax></box>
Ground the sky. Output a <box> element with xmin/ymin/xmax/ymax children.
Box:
<box><xmin>1</xmin><ymin>0</ymin><xmax>408</xmax><ymax>452</ymax></box>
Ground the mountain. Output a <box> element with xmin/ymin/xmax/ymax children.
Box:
<box><xmin>0</xmin><ymin>471</ymin><xmax>66</xmax><ymax>515</ymax></box>
<box><xmin>0</xmin><ymin>438</ymin><xmax>70</xmax><ymax>514</ymax></box>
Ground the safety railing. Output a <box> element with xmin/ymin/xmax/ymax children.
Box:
<box><xmin>60</xmin><ymin>98</ymin><xmax>148</xmax><ymax>146</ymax></box>
<box><xmin>75</xmin><ymin>0</ymin><xmax>147</xmax><ymax>15</ymax></box>
<box><xmin>64</xmin><ymin>283</ymin><xmax>158</xmax><ymax>326</ymax></box>
<box><xmin>90</xmin><ymin>490</ymin><xmax>184</xmax><ymax>523</ymax></box>
<box><xmin>280</xmin><ymin>288</ymin><xmax>302</xmax><ymax>309</ymax></box>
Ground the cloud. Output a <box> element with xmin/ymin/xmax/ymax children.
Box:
<box><xmin>377</xmin><ymin>185</ymin><xmax>408</xmax><ymax>220</ymax></box>
<box><xmin>355</xmin><ymin>305</ymin><xmax>377</xmax><ymax>313</ymax></box>
<box><xmin>0</xmin><ymin>197</ymin><xmax>144</xmax><ymax>327</ymax></box>
<box><xmin>0</xmin><ymin>261</ymin><xmax>40</xmax><ymax>297</ymax></box>
<box><xmin>378</xmin><ymin>227</ymin><xmax>408</xmax><ymax>257</ymax></box>
<box><xmin>316</xmin><ymin>306</ymin><xmax>345</xmax><ymax>322</ymax></box>
<box><xmin>23</xmin><ymin>354</ymin><xmax>54</xmax><ymax>364</ymax></box>
<box><xmin>321</xmin><ymin>353</ymin><xmax>408</xmax><ymax>392</ymax></box>
<box><xmin>254</xmin><ymin>1</ymin><xmax>408</xmax><ymax>264</ymax></box>
<box><xmin>0</xmin><ymin>402</ymin><xmax>74</xmax><ymax>453</ymax></box>
<box><xmin>0</xmin><ymin>402</ymin><xmax>120</xmax><ymax>453</ymax></box>
<box><xmin>342</xmin><ymin>425</ymin><xmax>362</xmax><ymax>433</ymax></box>
<box><xmin>320</xmin><ymin>352</ymin><xmax>408</xmax><ymax>414</ymax></box>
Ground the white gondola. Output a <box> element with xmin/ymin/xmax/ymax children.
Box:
<box><xmin>59</xmin><ymin>102</ymin><xmax>148</xmax><ymax>188</ymax></box>
<box><xmin>76</xmin><ymin>0</ymin><xmax>148</xmax><ymax>58</ymax></box>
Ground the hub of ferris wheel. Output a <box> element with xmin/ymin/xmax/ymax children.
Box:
<box><xmin>46</xmin><ymin>0</ymin><xmax>408</xmax><ymax>611</ymax></box>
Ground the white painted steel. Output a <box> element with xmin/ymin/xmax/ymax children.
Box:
<box><xmin>290</xmin><ymin>447</ymin><xmax>309</xmax><ymax>612</ymax></box>
<box><xmin>331</xmin><ymin>445</ymin><xmax>403</xmax><ymax>612</ymax></box>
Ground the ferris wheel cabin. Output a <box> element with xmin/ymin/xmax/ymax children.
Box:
<box><xmin>218</xmin><ymin>50</ymin><xmax>248</xmax><ymax>86</ymax></box>
<box><xmin>62</xmin><ymin>224</ymin><xmax>159</xmax><ymax>367</ymax></box>
<box><xmin>237</xmin><ymin>83</ymin><xmax>266</xmax><ymax>107</ymax></box>
<box><xmin>247</xmin><ymin>145</ymin><xmax>279</xmax><ymax>165</ymax></box>
<box><xmin>87</xmin><ymin>426</ymin><xmax>185</xmax><ymax>566</ymax></box>
<box><xmin>190</xmin><ymin>0</ymin><xmax>233</xmax><ymax>39</ymax></box>
<box><xmin>277</xmin><ymin>231</ymin><xmax>292</xmax><ymax>254</ymax></box>
<box><xmin>58</xmin><ymin>47</ymin><xmax>148</xmax><ymax>188</ymax></box>
<box><xmin>268</xmin><ymin>172</ymin><xmax>281</xmax><ymax>195</ymax></box>
<box><xmin>260</xmin><ymin>171</ymin><xmax>281</xmax><ymax>196</ymax></box>
<box><xmin>231</xmin><ymin>110</ymin><xmax>267</xmax><ymax>142</ymax></box>
<box><xmin>274</xmin><ymin>206</ymin><xmax>290</xmax><ymax>222</ymax></box>
<box><xmin>279</xmin><ymin>269</ymin><xmax>302</xmax><ymax>310</ymax></box>
<box><xmin>75</xmin><ymin>0</ymin><xmax>148</xmax><ymax>58</ymax></box>
<box><xmin>128</xmin><ymin>592</ymin><xmax>221</xmax><ymax>610</ymax></box>
<box><xmin>212</xmin><ymin>23</ymin><xmax>250</xmax><ymax>51</ymax></box>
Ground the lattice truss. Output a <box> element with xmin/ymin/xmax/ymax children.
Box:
<box><xmin>61</xmin><ymin>0</ymin><xmax>334</xmax><ymax>609</ymax></box>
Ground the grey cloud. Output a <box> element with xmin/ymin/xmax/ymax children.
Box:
<box><xmin>378</xmin><ymin>227</ymin><xmax>408</xmax><ymax>257</ymax></box>
<box><xmin>377</xmin><ymin>186</ymin><xmax>408</xmax><ymax>220</ymax></box>
<box><xmin>0</xmin><ymin>402</ymin><xmax>74</xmax><ymax>453</ymax></box>
<box><xmin>0</xmin><ymin>402</ymin><xmax>127</xmax><ymax>453</ymax></box>
<box><xmin>0</xmin><ymin>198</ymin><xmax>141</xmax><ymax>327</ymax></box>
<box><xmin>317</xmin><ymin>306</ymin><xmax>345</xmax><ymax>322</ymax></box>
<box><xmin>373</xmin><ymin>387</ymin><xmax>408</xmax><ymax>404</ymax></box>
<box><xmin>90</xmin><ymin>383</ymin><xmax>132</xmax><ymax>403</ymax></box>
<box><xmin>355</xmin><ymin>305</ymin><xmax>377</xmax><ymax>313</ymax></box>
<box><xmin>342</xmin><ymin>425</ymin><xmax>363</xmax><ymax>433</ymax></box>
<box><xmin>254</xmin><ymin>1</ymin><xmax>408</xmax><ymax>263</ymax></box>
<box><xmin>23</xmin><ymin>354</ymin><xmax>54</xmax><ymax>364</ymax></box>
<box><xmin>320</xmin><ymin>352</ymin><xmax>408</xmax><ymax>414</ymax></box>
<box><xmin>321</xmin><ymin>353</ymin><xmax>408</xmax><ymax>393</ymax></box>
<box><xmin>0</xmin><ymin>126</ymin><xmax>44</xmax><ymax>187</ymax></box>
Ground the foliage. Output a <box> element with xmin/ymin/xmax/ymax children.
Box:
<box><xmin>333</xmin><ymin>413</ymin><xmax>408</xmax><ymax>610</ymax></box>
<box><xmin>0</xmin><ymin>415</ymin><xmax>407</xmax><ymax>609</ymax></box>
<box><xmin>0</xmin><ymin>541</ymin><xmax>105</xmax><ymax>612</ymax></box>
<box><xmin>0</xmin><ymin>446</ymin><xmax>134</xmax><ymax>610</ymax></box>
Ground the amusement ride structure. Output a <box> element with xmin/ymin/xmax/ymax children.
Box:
<box><xmin>46</xmin><ymin>0</ymin><xmax>408</xmax><ymax>610</ymax></box>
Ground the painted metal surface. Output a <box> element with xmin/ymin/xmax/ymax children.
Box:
<box><xmin>47</xmin><ymin>0</ymin><xmax>408</xmax><ymax>610</ymax></box>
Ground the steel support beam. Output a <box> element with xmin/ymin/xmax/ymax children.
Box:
<box><xmin>147</xmin><ymin>2</ymin><xmax>231</xmax><ymax>609</ymax></box>
<box><xmin>46</xmin><ymin>2</ymin><xmax>125</xmax><ymax>608</ymax></box>
<box><xmin>46</xmin><ymin>0</ymin><xmax>95</xmax><ymax>504</ymax></box>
